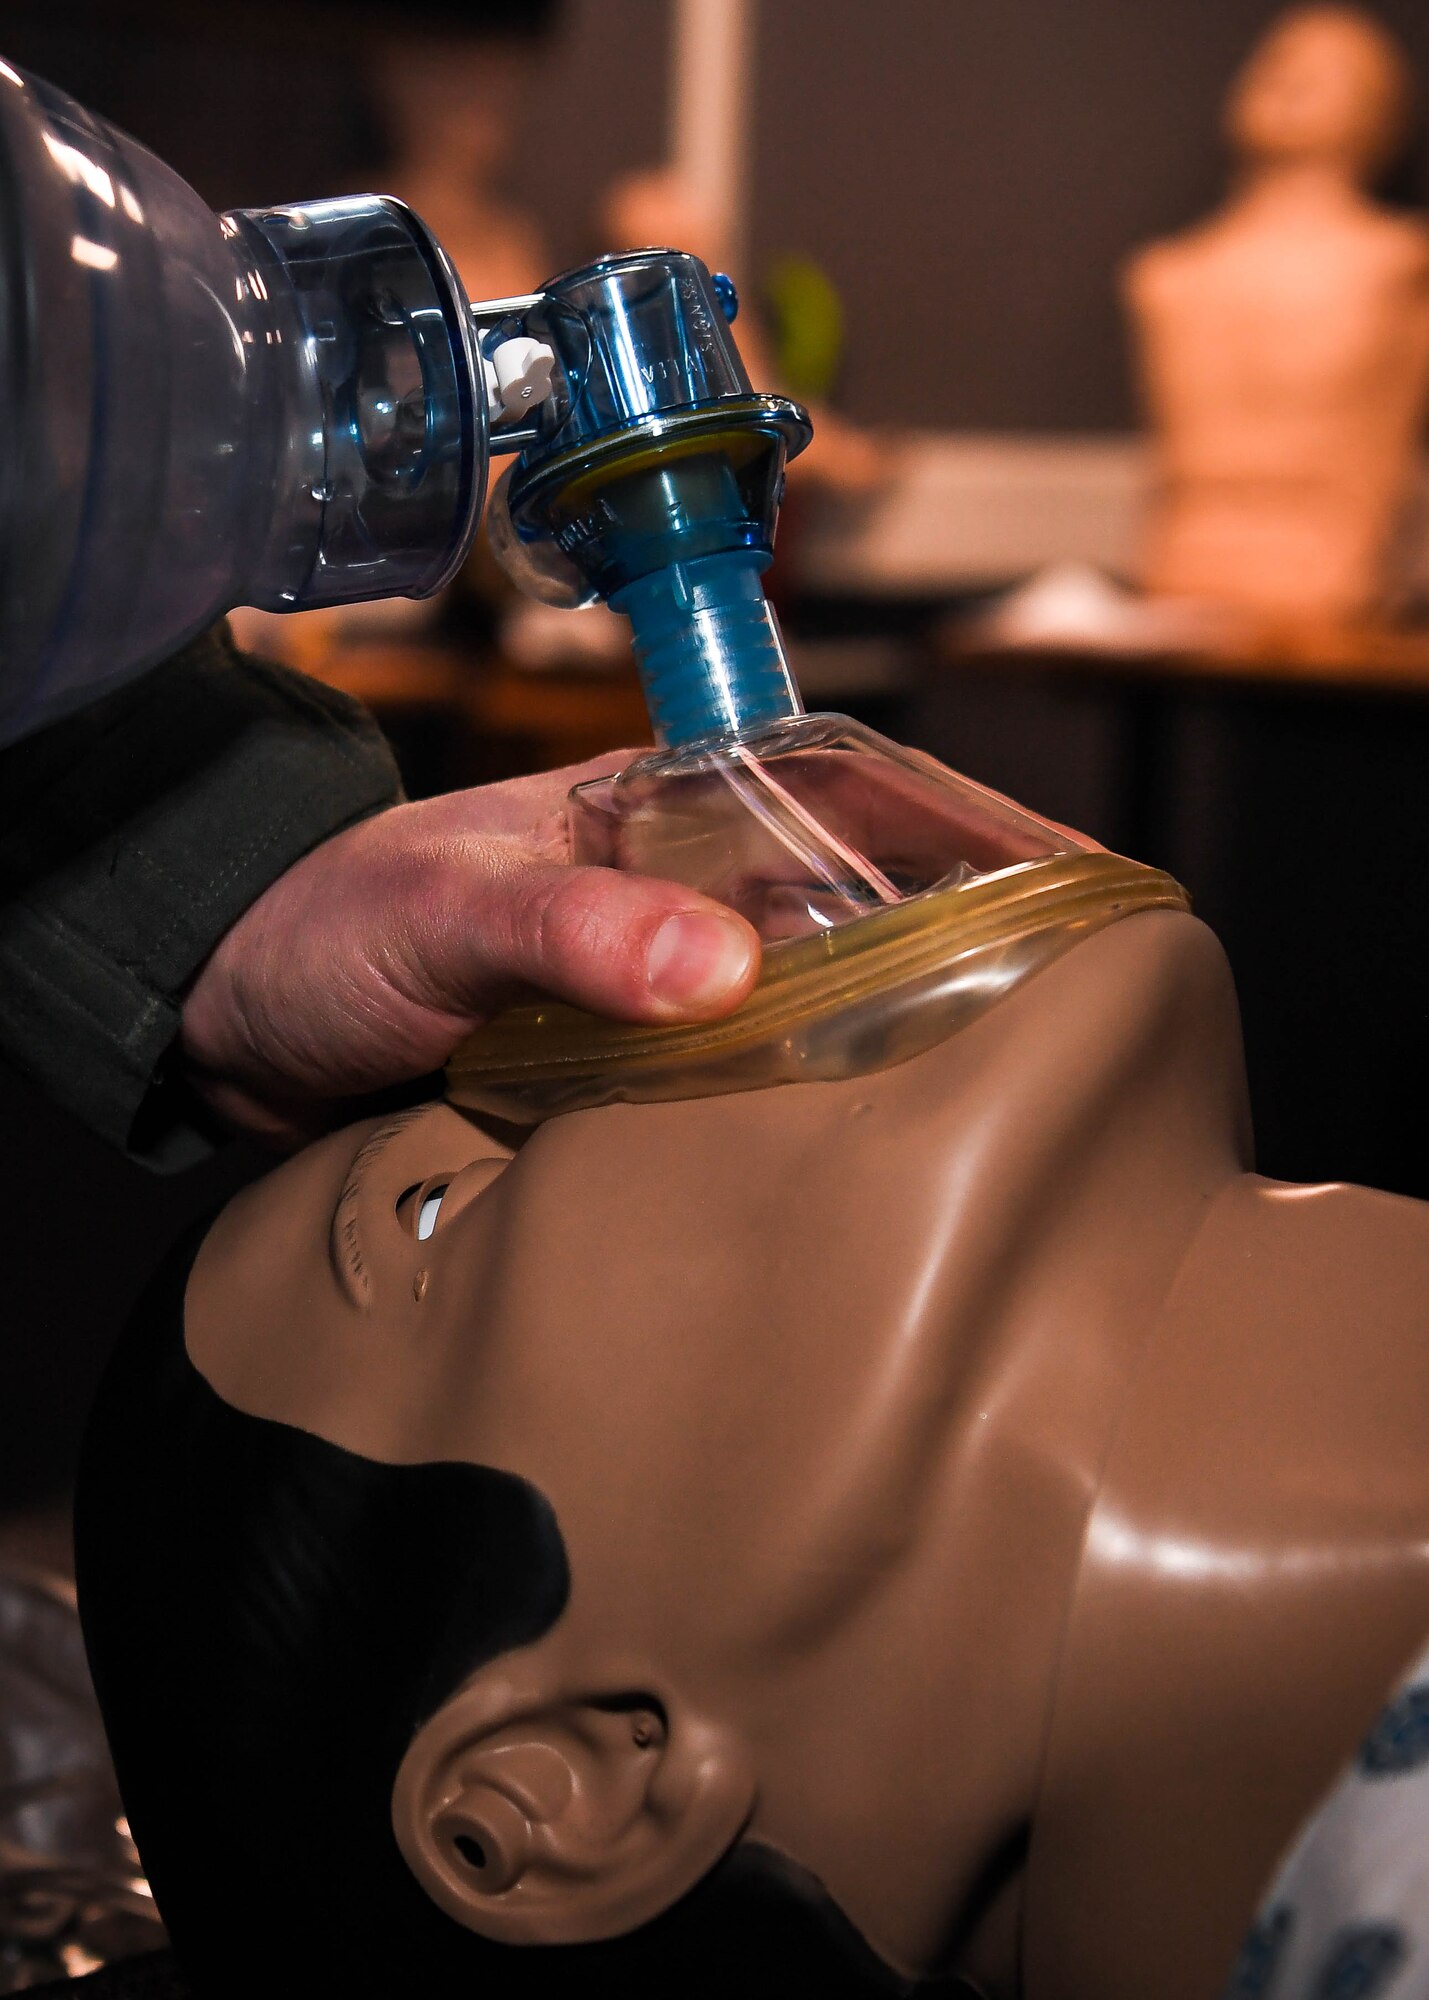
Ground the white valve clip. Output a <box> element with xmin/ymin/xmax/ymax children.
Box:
<box><xmin>482</xmin><ymin>336</ymin><xmax>557</xmax><ymax>428</ymax></box>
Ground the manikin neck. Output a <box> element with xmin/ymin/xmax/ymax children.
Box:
<box><xmin>724</xmin><ymin>909</ymin><xmax>1253</xmax><ymax>1984</ymax></box>
<box><xmin>1226</xmin><ymin>155</ymin><xmax>1378</xmax><ymax>222</ymax></box>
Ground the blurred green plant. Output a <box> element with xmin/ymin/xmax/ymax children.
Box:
<box><xmin>764</xmin><ymin>253</ymin><xmax>845</xmax><ymax>404</ymax></box>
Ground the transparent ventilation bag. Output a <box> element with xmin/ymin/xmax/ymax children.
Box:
<box><xmin>0</xmin><ymin>61</ymin><xmax>486</xmax><ymax>743</ymax></box>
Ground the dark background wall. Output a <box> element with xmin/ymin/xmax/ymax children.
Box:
<box><xmin>7</xmin><ymin>0</ymin><xmax>1429</xmax><ymax>431</ymax></box>
<box><xmin>753</xmin><ymin>0</ymin><xmax>1429</xmax><ymax>428</ymax></box>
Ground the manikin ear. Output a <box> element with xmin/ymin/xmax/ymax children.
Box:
<box><xmin>391</xmin><ymin>1668</ymin><xmax>755</xmax><ymax>1945</ymax></box>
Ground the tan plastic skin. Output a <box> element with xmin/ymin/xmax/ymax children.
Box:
<box><xmin>185</xmin><ymin>910</ymin><xmax>1429</xmax><ymax>1998</ymax></box>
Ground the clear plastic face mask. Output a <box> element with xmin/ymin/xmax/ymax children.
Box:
<box><xmin>566</xmin><ymin>713</ymin><xmax>1075</xmax><ymax>940</ymax></box>
<box><xmin>447</xmin><ymin>825</ymin><xmax>1189</xmax><ymax>1126</ymax></box>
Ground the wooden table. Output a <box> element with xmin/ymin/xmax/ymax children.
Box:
<box><xmin>944</xmin><ymin>621</ymin><xmax>1429</xmax><ymax>697</ymax></box>
<box><xmin>296</xmin><ymin>640</ymin><xmax>654</xmax><ymax>780</ymax></box>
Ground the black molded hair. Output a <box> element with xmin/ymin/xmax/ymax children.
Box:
<box><xmin>76</xmin><ymin>1230</ymin><xmax>966</xmax><ymax>2000</ymax></box>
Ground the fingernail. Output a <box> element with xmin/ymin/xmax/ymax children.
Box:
<box><xmin>646</xmin><ymin>911</ymin><xmax>756</xmax><ymax>1011</ymax></box>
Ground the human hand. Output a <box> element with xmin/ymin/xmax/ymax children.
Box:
<box><xmin>179</xmin><ymin>754</ymin><xmax>760</xmax><ymax>1148</ymax></box>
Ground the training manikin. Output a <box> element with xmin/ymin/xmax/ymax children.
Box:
<box><xmin>1124</xmin><ymin>4</ymin><xmax>1429</xmax><ymax>626</ymax></box>
<box><xmin>76</xmin><ymin>827</ymin><xmax>1429</xmax><ymax>2000</ymax></box>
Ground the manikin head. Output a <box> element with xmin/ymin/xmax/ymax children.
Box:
<box><xmin>375</xmin><ymin>28</ymin><xmax>544</xmax><ymax>185</ymax></box>
<box><xmin>73</xmin><ymin>892</ymin><xmax>1214</xmax><ymax>1995</ymax></box>
<box><xmin>1225</xmin><ymin>5</ymin><xmax>1415</xmax><ymax>185</ymax></box>
<box><xmin>76</xmin><ymin>882</ymin><xmax>1429</xmax><ymax>1996</ymax></box>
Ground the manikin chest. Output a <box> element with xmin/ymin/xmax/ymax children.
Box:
<box><xmin>1139</xmin><ymin>226</ymin><xmax>1416</xmax><ymax>419</ymax></box>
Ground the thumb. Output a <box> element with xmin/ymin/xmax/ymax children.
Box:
<box><xmin>404</xmin><ymin>847</ymin><xmax>762</xmax><ymax>1025</ymax></box>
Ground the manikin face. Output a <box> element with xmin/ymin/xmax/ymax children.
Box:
<box><xmin>185</xmin><ymin>910</ymin><xmax>1250</xmax><ymax>1985</ymax></box>
<box><xmin>380</xmin><ymin>38</ymin><xmax>530</xmax><ymax>183</ymax></box>
<box><xmin>1226</xmin><ymin>6</ymin><xmax>1412</xmax><ymax>181</ymax></box>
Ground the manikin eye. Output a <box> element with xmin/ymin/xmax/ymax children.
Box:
<box><xmin>396</xmin><ymin>1179</ymin><xmax>453</xmax><ymax>1242</ymax></box>
<box><xmin>415</xmin><ymin>1184</ymin><xmax>449</xmax><ymax>1241</ymax></box>
<box><xmin>396</xmin><ymin>1157</ymin><xmax>508</xmax><ymax>1248</ymax></box>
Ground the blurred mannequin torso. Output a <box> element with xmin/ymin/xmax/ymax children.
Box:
<box><xmin>1125</xmin><ymin>7</ymin><xmax>1429</xmax><ymax>623</ymax></box>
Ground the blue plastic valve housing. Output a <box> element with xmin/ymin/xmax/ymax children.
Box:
<box><xmin>500</xmin><ymin>250</ymin><xmax>812</xmax><ymax>749</ymax></box>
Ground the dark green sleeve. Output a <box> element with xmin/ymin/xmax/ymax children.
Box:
<box><xmin>0</xmin><ymin>623</ymin><xmax>403</xmax><ymax>1170</ymax></box>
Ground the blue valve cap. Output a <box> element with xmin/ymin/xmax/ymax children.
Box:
<box><xmin>712</xmin><ymin>272</ymin><xmax>739</xmax><ymax>323</ymax></box>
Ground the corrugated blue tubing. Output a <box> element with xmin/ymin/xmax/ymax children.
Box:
<box><xmin>611</xmin><ymin>550</ymin><xmax>802</xmax><ymax>750</ymax></box>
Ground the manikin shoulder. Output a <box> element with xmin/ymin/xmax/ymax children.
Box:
<box><xmin>1120</xmin><ymin>226</ymin><xmax>1211</xmax><ymax>310</ymax></box>
<box><xmin>1124</xmin><ymin>203</ymin><xmax>1429</xmax><ymax>310</ymax></box>
<box><xmin>1337</xmin><ymin>203</ymin><xmax>1429</xmax><ymax>292</ymax></box>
